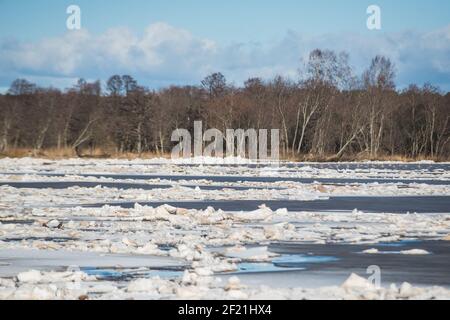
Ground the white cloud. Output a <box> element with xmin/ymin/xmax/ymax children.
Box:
<box><xmin>0</xmin><ymin>22</ymin><xmax>449</xmax><ymax>90</ymax></box>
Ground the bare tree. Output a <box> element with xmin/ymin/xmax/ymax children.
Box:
<box><xmin>201</xmin><ymin>73</ymin><xmax>227</xmax><ymax>98</ymax></box>
<box><xmin>0</xmin><ymin>54</ymin><xmax>448</xmax><ymax>160</ymax></box>
<box><xmin>362</xmin><ymin>55</ymin><xmax>396</xmax><ymax>157</ymax></box>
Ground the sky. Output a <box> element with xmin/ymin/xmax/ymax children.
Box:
<box><xmin>0</xmin><ymin>0</ymin><xmax>449</xmax><ymax>92</ymax></box>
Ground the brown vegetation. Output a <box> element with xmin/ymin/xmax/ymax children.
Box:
<box><xmin>0</xmin><ymin>50</ymin><xmax>449</xmax><ymax>161</ymax></box>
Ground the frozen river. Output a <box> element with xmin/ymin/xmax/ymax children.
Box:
<box><xmin>0</xmin><ymin>158</ymin><xmax>449</xmax><ymax>299</ymax></box>
<box><xmin>85</xmin><ymin>197</ymin><xmax>450</xmax><ymax>213</ymax></box>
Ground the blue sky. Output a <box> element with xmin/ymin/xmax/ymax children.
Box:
<box><xmin>0</xmin><ymin>0</ymin><xmax>449</xmax><ymax>91</ymax></box>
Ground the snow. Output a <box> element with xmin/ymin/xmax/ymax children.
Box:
<box><xmin>0</xmin><ymin>248</ymin><xmax>186</xmax><ymax>277</ymax></box>
<box><xmin>1</xmin><ymin>268</ymin><xmax>450</xmax><ymax>300</ymax></box>
<box><xmin>400</xmin><ymin>249</ymin><xmax>431</xmax><ymax>255</ymax></box>
<box><xmin>361</xmin><ymin>248</ymin><xmax>431</xmax><ymax>255</ymax></box>
<box><xmin>362</xmin><ymin>248</ymin><xmax>379</xmax><ymax>254</ymax></box>
<box><xmin>341</xmin><ymin>273</ymin><xmax>376</xmax><ymax>291</ymax></box>
<box><xmin>17</xmin><ymin>270</ymin><xmax>43</xmax><ymax>283</ymax></box>
<box><xmin>0</xmin><ymin>157</ymin><xmax>449</xmax><ymax>300</ymax></box>
<box><xmin>231</xmin><ymin>205</ymin><xmax>274</xmax><ymax>221</ymax></box>
<box><xmin>223</xmin><ymin>246</ymin><xmax>279</xmax><ymax>262</ymax></box>
<box><xmin>0</xmin><ymin>156</ymin><xmax>449</xmax><ymax>182</ymax></box>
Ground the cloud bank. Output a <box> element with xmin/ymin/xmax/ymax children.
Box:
<box><xmin>1</xmin><ymin>22</ymin><xmax>449</xmax><ymax>91</ymax></box>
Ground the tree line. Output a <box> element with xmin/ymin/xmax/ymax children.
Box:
<box><xmin>0</xmin><ymin>49</ymin><xmax>449</xmax><ymax>160</ymax></box>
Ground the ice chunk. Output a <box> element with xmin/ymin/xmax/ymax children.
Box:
<box><xmin>194</xmin><ymin>267</ymin><xmax>213</xmax><ymax>277</ymax></box>
<box><xmin>224</xmin><ymin>246</ymin><xmax>278</xmax><ymax>262</ymax></box>
<box><xmin>400</xmin><ymin>249</ymin><xmax>430</xmax><ymax>255</ymax></box>
<box><xmin>44</xmin><ymin>219</ymin><xmax>62</xmax><ymax>229</ymax></box>
<box><xmin>362</xmin><ymin>248</ymin><xmax>379</xmax><ymax>254</ymax></box>
<box><xmin>275</xmin><ymin>208</ymin><xmax>288</xmax><ymax>215</ymax></box>
<box><xmin>398</xmin><ymin>282</ymin><xmax>421</xmax><ymax>298</ymax></box>
<box><xmin>127</xmin><ymin>279</ymin><xmax>157</xmax><ymax>293</ymax></box>
<box><xmin>135</xmin><ymin>243</ymin><xmax>165</xmax><ymax>255</ymax></box>
<box><xmin>225</xmin><ymin>276</ymin><xmax>244</xmax><ymax>291</ymax></box>
<box><xmin>17</xmin><ymin>270</ymin><xmax>42</xmax><ymax>283</ymax></box>
<box><xmin>341</xmin><ymin>273</ymin><xmax>376</xmax><ymax>291</ymax></box>
<box><xmin>233</xmin><ymin>204</ymin><xmax>273</xmax><ymax>221</ymax></box>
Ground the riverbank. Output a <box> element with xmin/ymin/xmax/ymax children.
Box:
<box><xmin>0</xmin><ymin>147</ymin><xmax>447</xmax><ymax>162</ymax></box>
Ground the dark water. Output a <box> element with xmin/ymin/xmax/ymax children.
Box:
<box><xmin>0</xmin><ymin>181</ymin><xmax>279</xmax><ymax>191</ymax></box>
<box><xmin>15</xmin><ymin>173</ymin><xmax>449</xmax><ymax>185</ymax></box>
<box><xmin>84</xmin><ymin>196</ymin><xmax>450</xmax><ymax>214</ymax></box>
<box><xmin>34</xmin><ymin>162</ymin><xmax>450</xmax><ymax>172</ymax></box>
<box><xmin>266</xmin><ymin>240</ymin><xmax>450</xmax><ymax>287</ymax></box>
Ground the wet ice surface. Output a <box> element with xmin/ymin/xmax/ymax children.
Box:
<box><xmin>4</xmin><ymin>172</ymin><xmax>450</xmax><ymax>185</ymax></box>
<box><xmin>85</xmin><ymin>197</ymin><xmax>450</xmax><ymax>213</ymax></box>
<box><xmin>0</xmin><ymin>157</ymin><xmax>450</xmax><ymax>300</ymax></box>
<box><xmin>0</xmin><ymin>181</ymin><xmax>281</xmax><ymax>191</ymax></box>
<box><xmin>0</xmin><ymin>249</ymin><xmax>186</xmax><ymax>277</ymax></box>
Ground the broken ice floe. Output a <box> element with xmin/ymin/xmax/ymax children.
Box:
<box><xmin>1</xmin><ymin>158</ymin><xmax>449</xmax><ymax>300</ymax></box>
